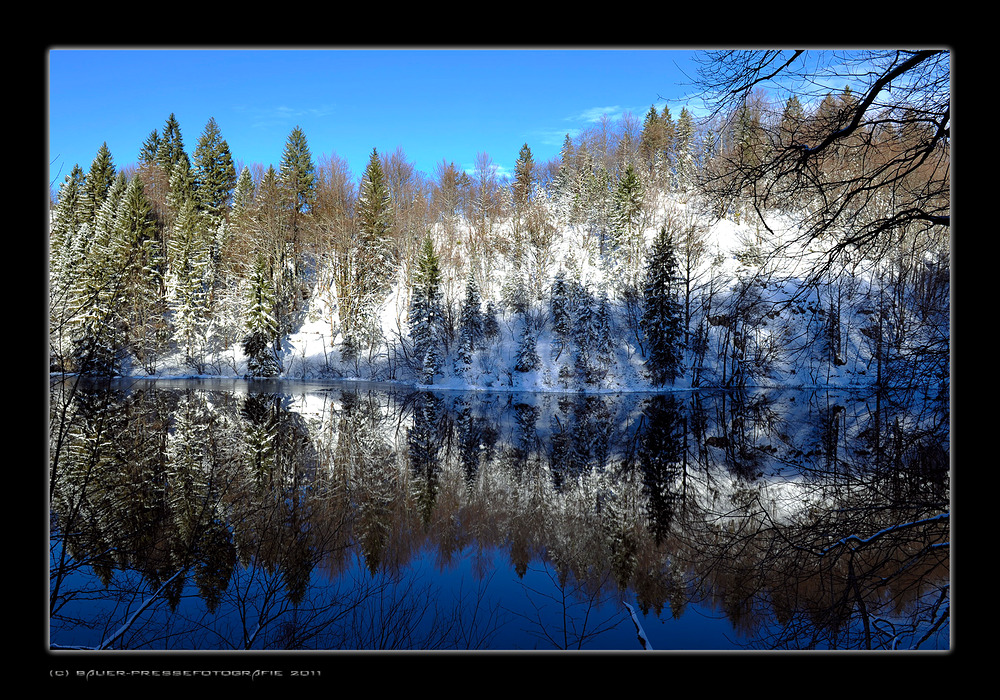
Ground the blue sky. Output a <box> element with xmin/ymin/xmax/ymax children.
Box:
<box><xmin>48</xmin><ymin>47</ymin><xmax>705</xmax><ymax>189</ymax></box>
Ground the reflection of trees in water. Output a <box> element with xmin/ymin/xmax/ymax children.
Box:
<box><xmin>49</xmin><ymin>379</ymin><xmax>949</xmax><ymax>650</ymax></box>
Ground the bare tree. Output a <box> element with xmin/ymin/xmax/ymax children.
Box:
<box><xmin>692</xmin><ymin>50</ymin><xmax>950</xmax><ymax>285</ymax></box>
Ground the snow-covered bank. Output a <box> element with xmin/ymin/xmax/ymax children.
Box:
<box><xmin>88</xmin><ymin>200</ymin><xmax>946</xmax><ymax>396</ymax></box>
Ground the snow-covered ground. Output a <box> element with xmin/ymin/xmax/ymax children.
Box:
<box><xmin>114</xmin><ymin>193</ymin><xmax>948</xmax><ymax>396</ymax></box>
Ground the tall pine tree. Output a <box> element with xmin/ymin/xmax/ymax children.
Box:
<box><xmin>345</xmin><ymin>147</ymin><xmax>394</xmax><ymax>346</ymax></box>
<box><xmin>243</xmin><ymin>254</ymin><xmax>280</xmax><ymax>377</ymax></box>
<box><xmin>455</xmin><ymin>272</ymin><xmax>483</xmax><ymax>375</ymax></box>
<box><xmin>192</xmin><ymin>117</ymin><xmax>237</xmax><ymax>223</ymax></box>
<box><xmin>641</xmin><ymin>225</ymin><xmax>685</xmax><ymax>386</ymax></box>
<box><xmin>409</xmin><ymin>236</ymin><xmax>443</xmax><ymax>383</ymax></box>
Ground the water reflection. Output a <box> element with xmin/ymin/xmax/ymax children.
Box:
<box><xmin>49</xmin><ymin>378</ymin><xmax>950</xmax><ymax>651</ymax></box>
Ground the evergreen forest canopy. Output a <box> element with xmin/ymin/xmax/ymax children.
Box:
<box><xmin>48</xmin><ymin>50</ymin><xmax>951</xmax><ymax>392</ymax></box>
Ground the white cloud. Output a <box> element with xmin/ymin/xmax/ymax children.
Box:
<box><xmin>571</xmin><ymin>105</ymin><xmax>626</xmax><ymax>123</ymax></box>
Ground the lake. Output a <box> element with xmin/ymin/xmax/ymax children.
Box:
<box><xmin>48</xmin><ymin>377</ymin><xmax>950</xmax><ymax>652</ymax></box>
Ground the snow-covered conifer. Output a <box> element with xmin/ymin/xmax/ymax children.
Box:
<box><xmin>243</xmin><ymin>255</ymin><xmax>280</xmax><ymax>377</ymax></box>
<box><xmin>514</xmin><ymin>317</ymin><xmax>540</xmax><ymax>373</ymax></box>
<box><xmin>409</xmin><ymin>236</ymin><xmax>444</xmax><ymax>383</ymax></box>
<box><xmin>642</xmin><ymin>225</ymin><xmax>685</xmax><ymax>386</ymax></box>
<box><xmin>455</xmin><ymin>273</ymin><xmax>483</xmax><ymax>374</ymax></box>
<box><xmin>192</xmin><ymin>117</ymin><xmax>237</xmax><ymax>223</ymax></box>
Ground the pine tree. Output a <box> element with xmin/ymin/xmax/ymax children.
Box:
<box><xmin>279</xmin><ymin>126</ymin><xmax>316</xmax><ymax>216</ymax></box>
<box><xmin>82</xmin><ymin>143</ymin><xmax>116</xmax><ymax>225</ymax></box>
<box><xmin>231</xmin><ymin>166</ymin><xmax>255</xmax><ymax>215</ymax></box>
<box><xmin>228</xmin><ymin>166</ymin><xmax>256</xmax><ymax>244</ymax></box>
<box><xmin>594</xmin><ymin>287</ymin><xmax>614</xmax><ymax>368</ymax></box>
<box><xmin>192</xmin><ymin>117</ymin><xmax>237</xmax><ymax>223</ymax></box>
<box><xmin>166</xmin><ymin>155</ymin><xmax>196</xmax><ymax>220</ymax></box>
<box><xmin>50</xmin><ymin>164</ymin><xmax>87</xmax><ymax>263</ymax></box>
<box><xmin>779</xmin><ymin>95</ymin><xmax>805</xmax><ymax>146</ymax></box>
<box><xmin>138</xmin><ymin>129</ymin><xmax>161</xmax><ymax>166</ymax></box>
<box><xmin>347</xmin><ymin>147</ymin><xmax>395</xmax><ymax>344</ymax></box>
<box><xmin>675</xmin><ymin>107</ymin><xmax>695</xmax><ymax>191</ymax></box>
<box><xmin>513</xmin><ymin>317</ymin><xmax>540</xmax><ymax>373</ymax></box>
<box><xmin>455</xmin><ymin>273</ymin><xmax>483</xmax><ymax>374</ymax></box>
<box><xmin>409</xmin><ymin>236</ymin><xmax>443</xmax><ymax>383</ymax></box>
<box><xmin>611</xmin><ymin>163</ymin><xmax>646</xmax><ymax>290</ymax></box>
<box><xmin>50</xmin><ymin>164</ymin><xmax>90</xmax><ymax>368</ymax></box>
<box><xmin>117</xmin><ymin>175</ymin><xmax>168</xmax><ymax>373</ymax></box>
<box><xmin>243</xmin><ymin>254</ymin><xmax>280</xmax><ymax>377</ymax></box>
<box><xmin>156</xmin><ymin>113</ymin><xmax>187</xmax><ymax>173</ymax></box>
<box><xmin>512</xmin><ymin>142</ymin><xmax>535</xmax><ymax>208</ymax></box>
<box><xmin>482</xmin><ymin>301</ymin><xmax>500</xmax><ymax>343</ymax></box>
<box><xmin>549</xmin><ymin>270</ymin><xmax>572</xmax><ymax>360</ymax></box>
<box><xmin>67</xmin><ymin>174</ymin><xmax>128</xmax><ymax>375</ymax></box>
<box><xmin>642</xmin><ymin>226</ymin><xmax>685</xmax><ymax>386</ymax></box>
<box><xmin>169</xmin><ymin>198</ymin><xmax>213</xmax><ymax>370</ymax></box>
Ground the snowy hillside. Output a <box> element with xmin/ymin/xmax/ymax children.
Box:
<box><xmin>120</xmin><ymin>192</ymin><xmax>949</xmax><ymax>394</ymax></box>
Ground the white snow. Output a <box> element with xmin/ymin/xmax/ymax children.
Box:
<box><xmin>94</xmin><ymin>191</ymin><xmax>948</xmax><ymax>398</ymax></box>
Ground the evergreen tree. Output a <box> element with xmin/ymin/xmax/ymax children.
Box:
<box><xmin>512</xmin><ymin>142</ymin><xmax>535</xmax><ymax>208</ymax></box>
<box><xmin>779</xmin><ymin>95</ymin><xmax>805</xmax><ymax>146</ymax></box>
<box><xmin>659</xmin><ymin>105</ymin><xmax>677</xmax><ymax>183</ymax></box>
<box><xmin>675</xmin><ymin>107</ymin><xmax>695</xmax><ymax>191</ymax></box>
<box><xmin>138</xmin><ymin>129</ymin><xmax>161</xmax><ymax>165</ymax></box>
<box><xmin>156</xmin><ymin>113</ymin><xmax>187</xmax><ymax>173</ymax></box>
<box><xmin>279</xmin><ymin>125</ymin><xmax>316</xmax><ymax>216</ymax></box>
<box><xmin>551</xmin><ymin>133</ymin><xmax>578</xmax><ymax>209</ymax></box>
<box><xmin>482</xmin><ymin>301</ymin><xmax>500</xmax><ymax>343</ymax></box>
<box><xmin>642</xmin><ymin>225</ymin><xmax>685</xmax><ymax>386</ymax></box>
<box><xmin>549</xmin><ymin>270</ymin><xmax>572</xmax><ymax>360</ymax></box>
<box><xmin>409</xmin><ymin>236</ymin><xmax>444</xmax><ymax>383</ymax></box>
<box><xmin>169</xmin><ymin>198</ymin><xmax>213</xmax><ymax>370</ymax></box>
<box><xmin>455</xmin><ymin>273</ymin><xmax>483</xmax><ymax>374</ymax></box>
<box><xmin>50</xmin><ymin>164</ymin><xmax>87</xmax><ymax>261</ymax></box>
<box><xmin>513</xmin><ymin>317</ymin><xmax>540</xmax><ymax>373</ymax></box>
<box><xmin>82</xmin><ymin>143</ymin><xmax>116</xmax><ymax>225</ymax></box>
<box><xmin>231</xmin><ymin>166</ymin><xmax>255</xmax><ymax>216</ymax></box>
<box><xmin>116</xmin><ymin>175</ymin><xmax>168</xmax><ymax>373</ymax></box>
<box><xmin>594</xmin><ymin>287</ymin><xmax>614</xmax><ymax>368</ymax></box>
<box><xmin>242</xmin><ymin>254</ymin><xmax>280</xmax><ymax>377</ymax></box>
<box><xmin>639</xmin><ymin>105</ymin><xmax>665</xmax><ymax>180</ymax></box>
<box><xmin>66</xmin><ymin>173</ymin><xmax>126</xmax><ymax>374</ymax></box>
<box><xmin>228</xmin><ymin>165</ymin><xmax>256</xmax><ymax>241</ymax></box>
<box><xmin>610</xmin><ymin>163</ymin><xmax>646</xmax><ymax>290</ymax></box>
<box><xmin>166</xmin><ymin>154</ymin><xmax>196</xmax><ymax>219</ymax></box>
<box><xmin>192</xmin><ymin>117</ymin><xmax>237</xmax><ymax>223</ymax></box>
<box><xmin>347</xmin><ymin>147</ymin><xmax>395</xmax><ymax>344</ymax></box>
<box><xmin>50</xmin><ymin>164</ymin><xmax>90</xmax><ymax>368</ymax></box>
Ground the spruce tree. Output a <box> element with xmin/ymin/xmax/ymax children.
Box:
<box><xmin>169</xmin><ymin>198</ymin><xmax>213</xmax><ymax>370</ymax></box>
<box><xmin>455</xmin><ymin>273</ymin><xmax>483</xmax><ymax>374</ymax></box>
<box><xmin>50</xmin><ymin>164</ymin><xmax>89</xmax><ymax>368</ymax></box>
<box><xmin>611</xmin><ymin>163</ymin><xmax>645</xmax><ymax>290</ymax></box>
<box><xmin>50</xmin><ymin>164</ymin><xmax>87</xmax><ymax>262</ymax></box>
<box><xmin>279</xmin><ymin>126</ymin><xmax>316</xmax><ymax>216</ymax></box>
<box><xmin>549</xmin><ymin>270</ymin><xmax>572</xmax><ymax>360</ymax></box>
<box><xmin>138</xmin><ymin>129</ymin><xmax>161</xmax><ymax>165</ymax></box>
<box><xmin>512</xmin><ymin>143</ymin><xmax>535</xmax><ymax>208</ymax></box>
<box><xmin>243</xmin><ymin>254</ymin><xmax>280</xmax><ymax>377</ymax></box>
<box><xmin>349</xmin><ymin>147</ymin><xmax>394</xmax><ymax>343</ymax></box>
<box><xmin>82</xmin><ymin>143</ymin><xmax>116</xmax><ymax>225</ymax></box>
<box><xmin>156</xmin><ymin>113</ymin><xmax>187</xmax><ymax>173</ymax></box>
<box><xmin>641</xmin><ymin>225</ymin><xmax>685</xmax><ymax>386</ymax></box>
<box><xmin>675</xmin><ymin>107</ymin><xmax>695</xmax><ymax>191</ymax></box>
<box><xmin>513</xmin><ymin>317</ymin><xmax>540</xmax><ymax>373</ymax></box>
<box><xmin>67</xmin><ymin>173</ymin><xmax>128</xmax><ymax>375</ymax></box>
<box><xmin>409</xmin><ymin>236</ymin><xmax>443</xmax><ymax>383</ymax></box>
<box><xmin>116</xmin><ymin>175</ymin><xmax>167</xmax><ymax>373</ymax></box>
<box><xmin>192</xmin><ymin>117</ymin><xmax>237</xmax><ymax>223</ymax></box>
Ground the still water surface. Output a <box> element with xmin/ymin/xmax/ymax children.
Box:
<box><xmin>49</xmin><ymin>377</ymin><xmax>950</xmax><ymax>652</ymax></box>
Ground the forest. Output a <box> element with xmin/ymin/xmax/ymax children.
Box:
<box><xmin>47</xmin><ymin>50</ymin><xmax>951</xmax><ymax>393</ymax></box>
